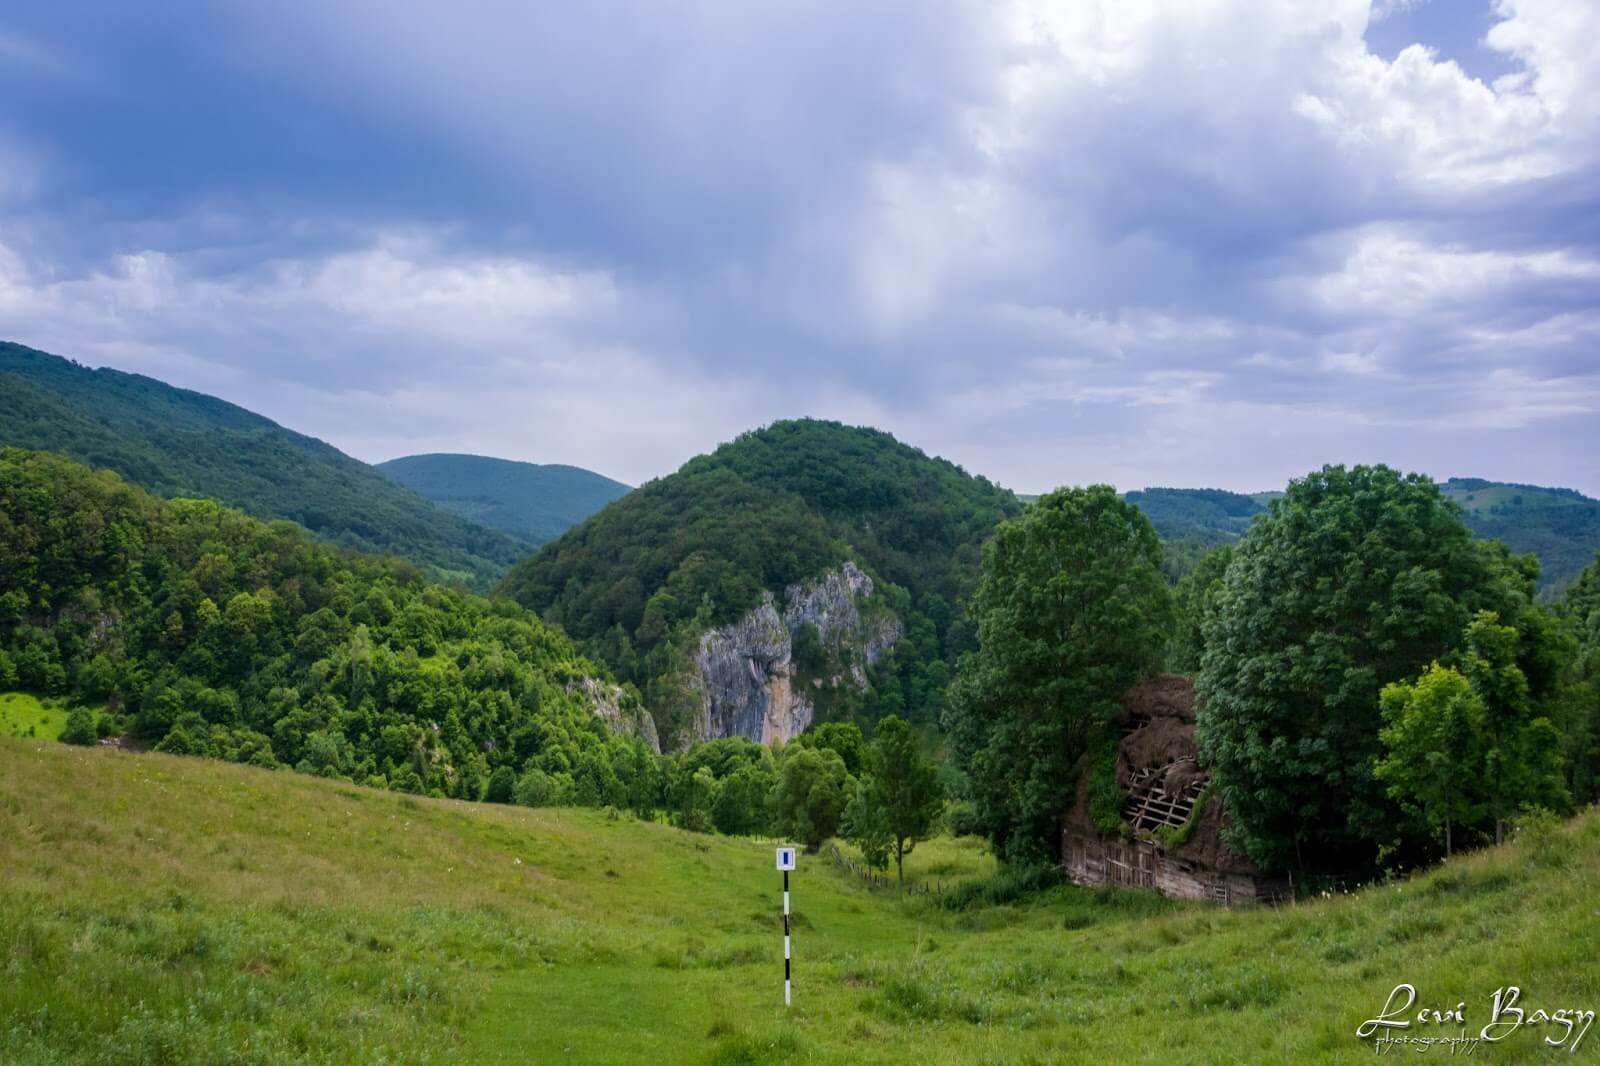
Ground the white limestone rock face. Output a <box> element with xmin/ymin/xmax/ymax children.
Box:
<box><xmin>571</xmin><ymin>676</ymin><xmax>661</xmax><ymax>753</ymax></box>
<box><xmin>685</xmin><ymin>562</ymin><xmax>902</xmax><ymax>746</ymax></box>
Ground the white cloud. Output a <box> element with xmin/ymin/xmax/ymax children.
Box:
<box><xmin>1296</xmin><ymin>226</ymin><xmax>1600</xmax><ymax>316</ymax></box>
<box><xmin>2</xmin><ymin>1</ymin><xmax>1597</xmax><ymax>494</ymax></box>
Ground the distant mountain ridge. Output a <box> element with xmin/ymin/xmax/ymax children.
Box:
<box><xmin>377</xmin><ymin>453</ymin><xmax>630</xmax><ymax>546</ymax></box>
<box><xmin>1122</xmin><ymin>487</ymin><xmax>1270</xmax><ymax>541</ymax></box>
<box><xmin>0</xmin><ymin>341</ymin><xmax>524</xmax><ymax>587</ymax></box>
<box><xmin>1122</xmin><ymin>481</ymin><xmax>1598</xmax><ymax>593</ymax></box>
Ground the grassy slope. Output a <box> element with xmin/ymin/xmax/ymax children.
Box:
<box><xmin>0</xmin><ymin>342</ymin><xmax>524</xmax><ymax>587</ymax></box>
<box><xmin>0</xmin><ymin>692</ymin><xmax>68</xmax><ymax>740</ymax></box>
<box><xmin>377</xmin><ymin>453</ymin><xmax>631</xmax><ymax>546</ymax></box>
<box><xmin>3</xmin><ymin>739</ymin><xmax>1597</xmax><ymax>1065</ymax></box>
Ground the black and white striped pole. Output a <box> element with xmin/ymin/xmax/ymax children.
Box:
<box><xmin>776</xmin><ymin>845</ymin><xmax>796</xmax><ymax>1007</ymax></box>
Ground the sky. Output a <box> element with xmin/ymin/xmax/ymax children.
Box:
<box><xmin>0</xmin><ymin>0</ymin><xmax>1596</xmax><ymax>495</ymax></box>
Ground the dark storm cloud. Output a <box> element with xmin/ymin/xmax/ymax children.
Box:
<box><xmin>0</xmin><ymin>1</ymin><xmax>1594</xmax><ymax>494</ymax></box>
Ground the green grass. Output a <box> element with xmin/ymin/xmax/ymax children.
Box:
<box><xmin>0</xmin><ymin>692</ymin><xmax>71</xmax><ymax>740</ymax></box>
<box><xmin>831</xmin><ymin>832</ymin><xmax>998</xmax><ymax>895</ymax></box>
<box><xmin>3</xmin><ymin>739</ymin><xmax>1597</xmax><ymax>1064</ymax></box>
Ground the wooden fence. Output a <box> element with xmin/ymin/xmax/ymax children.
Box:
<box><xmin>826</xmin><ymin>844</ymin><xmax>947</xmax><ymax>898</ymax></box>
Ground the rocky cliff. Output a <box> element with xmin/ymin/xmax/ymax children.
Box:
<box><xmin>684</xmin><ymin>562</ymin><xmax>901</xmax><ymax>747</ymax></box>
<box><xmin>570</xmin><ymin>676</ymin><xmax>661</xmax><ymax>753</ymax></box>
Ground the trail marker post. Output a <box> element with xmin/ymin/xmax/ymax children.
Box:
<box><xmin>776</xmin><ymin>846</ymin><xmax>796</xmax><ymax>1006</ymax></box>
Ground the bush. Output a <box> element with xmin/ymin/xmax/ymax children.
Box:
<box><xmin>485</xmin><ymin>765</ymin><xmax>516</xmax><ymax>804</ymax></box>
<box><xmin>59</xmin><ymin>706</ymin><xmax>98</xmax><ymax>746</ymax></box>
<box><xmin>514</xmin><ymin>768</ymin><xmax>562</xmax><ymax>807</ymax></box>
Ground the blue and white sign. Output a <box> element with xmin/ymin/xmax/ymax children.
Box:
<box><xmin>775</xmin><ymin>846</ymin><xmax>796</xmax><ymax>871</ymax></box>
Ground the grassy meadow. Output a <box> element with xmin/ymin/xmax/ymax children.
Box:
<box><xmin>2</xmin><ymin>738</ymin><xmax>1597</xmax><ymax>1065</ymax></box>
<box><xmin>0</xmin><ymin>693</ymin><xmax>70</xmax><ymax>741</ymax></box>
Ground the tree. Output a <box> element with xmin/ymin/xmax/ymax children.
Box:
<box><xmin>843</xmin><ymin>775</ymin><xmax>892</xmax><ymax>872</ymax></box>
<box><xmin>60</xmin><ymin>706</ymin><xmax>98</xmax><ymax>746</ymax></box>
<box><xmin>622</xmin><ymin>742</ymin><xmax>664</xmax><ymax>820</ymax></box>
<box><xmin>1463</xmin><ymin>611</ymin><xmax>1567</xmax><ymax>842</ymax></box>
<box><xmin>1558</xmin><ymin>554</ymin><xmax>1600</xmax><ymax>804</ymax></box>
<box><xmin>1196</xmin><ymin>465</ymin><xmax>1523</xmax><ymax>877</ymax></box>
<box><xmin>713</xmin><ymin>763</ymin><xmax>776</xmax><ymax>835</ymax></box>
<box><xmin>771</xmin><ymin>745</ymin><xmax>850</xmax><ymax>851</ymax></box>
<box><xmin>944</xmin><ymin>485</ymin><xmax>1170</xmax><ymax>862</ymax></box>
<box><xmin>675</xmin><ymin>765</ymin><xmax>719</xmax><ymax>833</ymax></box>
<box><xmin>1166</xmin><ymin>544</ymin><xmax>1232</xmax><ymax>674</ymax></box>
<box><xmin>864</xmin><ymin>715</ymin><xmax>944</xmax><ymax>888</ymax></box>
<box><xmin>1375</xmin><ymin>664</ymin><xmax>1486</xmax><ymax>857</ymax></box>
<box><xmin>484</xmin><ymin>765</ymin><xmax>517</xmax><ymax>804</ymax></box>
<box><xmin>799</xmin><ymin>721</ymin><xmax>866</xmax><ymax>777</ymax></box>
<box><xmin>514</xmin><ymin>768</ymin><xmax>559</xmax><ymax>807</ymax></box>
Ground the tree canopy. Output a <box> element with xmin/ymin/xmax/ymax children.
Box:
<box><xmin>0</xmin><ymin>447</ymin><xmax>650</xmax><ymax>801</ymax></box>
<box><xmin>1195</xmin><ymin>464</ymin><xmax>1539</xmax><ymax>877</ymax></box>
<box><xmin>376</xmin><ymin>453</ymin><xmax>629</xmax><ymax>546</ymax></box>
<box><xmin>944</xmin><ymin>485</ymin><xmax>1171</xmax><ymax>862</ymax></box>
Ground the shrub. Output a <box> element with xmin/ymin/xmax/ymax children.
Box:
<box><xmin>59</xmin><ymin>706</ymin><xmax>98</xmax><ymax>746</ymax></box>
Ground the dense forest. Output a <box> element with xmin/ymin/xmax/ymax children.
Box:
<box><xmin>0</xmin><ymin>447</ymin><xmax>939</xmax><ymax>851</ymax></box>
<box><xmin>0</xmin><ymin>343</ymin><xmax>524</xmax><ymax>588</ymax></box>
<box><xmin>377</xmin><ymin>453</ymin><xmax>630</xmax><ymax>545</ymax></box>
<box><xmin>1123</xmin><ymin>487</ymin><xmax>1269</xmax><ymax>541</ymax></box>
<box><xmin>500</xmin><ymin>419</ymin><xmax>1025</xmax><ymax>738</ymax></box>
<box><xmin>0</xmin><ymin>448</ymin><xmax>654</xmax><ymax>804</ymax></box>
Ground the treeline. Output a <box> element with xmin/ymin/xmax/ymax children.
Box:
<box><xmin>656</xmin><ymin>717</ymin><xmax>943</xmax><ymax>882</ymax></box>
<box><xmin>500</xmin><ymin>419</ymin><xmax>1023</xmax><ymax>740</ymax></box>
<box><xmin>0</xmin><ymin>448</ymin><xmax>649</xmax><ymax>800</ymax></box>
<box><xmin>943</xmin><ymin>466</ymin><xmax>1600</xmax><ymax>881</ymax></box>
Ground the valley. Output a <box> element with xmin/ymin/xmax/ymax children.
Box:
<box><xmin>4</xmin><ymin>739</ymin><xmax>1596</xmax><ymax>1065</ymax></box>
<box><xmin>5</xmin><ymin>7</ymin><xmax>1597</xmax><ymax>1063</ymax></box>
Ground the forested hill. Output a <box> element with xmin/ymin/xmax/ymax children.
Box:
<box><xmin>377</xmin><ymin>453</ymin><xmax>631</xmax><ymax>546</ymax></box>
<box><xmin>0</xmin><ymin>342</ymin><xmax>524</xmax><ymax>588</ymax></box>
<box><xmin>1441</xmin><ymin>478</ymin><xmax>1600</xmax><ymax>594</ymax></box>
<box><xmin>499</xmin><ymin>420</ymin><xmax>1025</xmax><ymax>737</ymax></box>
<box><xmin>1122</xmin><ymin>487</ymin><xmax>1270</xmax><ymax>541</ymax></box>
<box><xmin>1125</xmin><ymin>483</ymin><xmax>1598</xmax><ymax>592</ymax></box>
<box><xmin>0</xmin><ymin>447</ymin><xmax>656</xmax><ymax>798</ymax></box>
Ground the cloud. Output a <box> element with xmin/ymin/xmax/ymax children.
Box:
<box><xmin>0</xmin><ymin>0</ymin><xmax>1595</xmax><ymax>494</ymax></box>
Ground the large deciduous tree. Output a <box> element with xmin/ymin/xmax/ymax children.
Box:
<box><xmin>1196</xmin><ymin>465</ymin><xmax>1524</xmax><ymax>877</ymax></box>
<box><xmin>944</xmin><ymin>485</ymin><xmax>1170</xmax><ymax>863</ymax></box>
